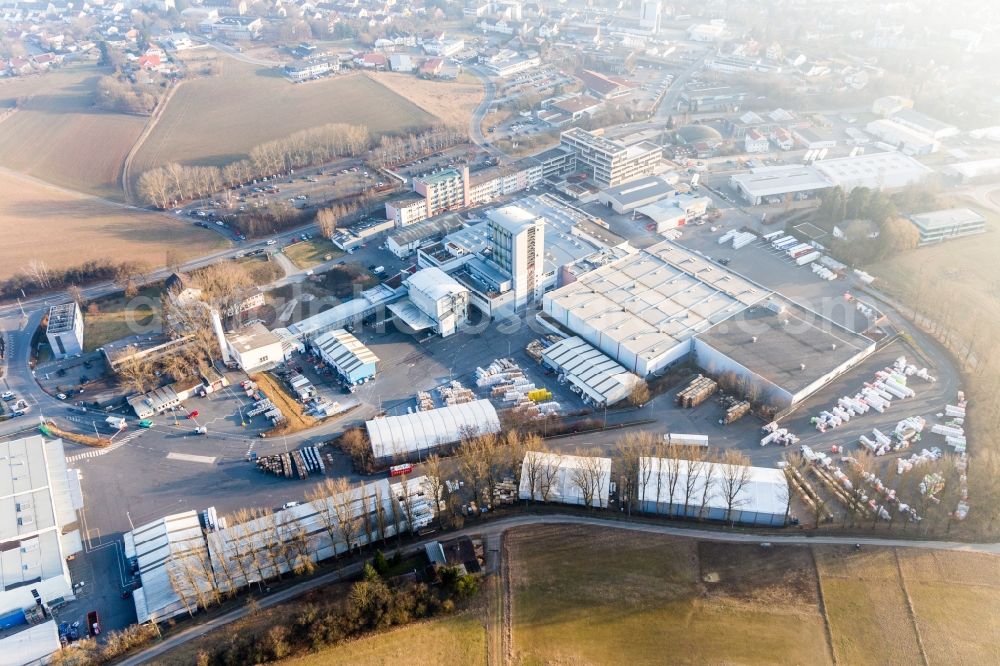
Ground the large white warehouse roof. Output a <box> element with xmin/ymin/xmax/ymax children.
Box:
<box><xmin>638</xmin><ymin>457</ymin><xmax>789</xmax><ymax>524</ymax></box>
<box><xmin>543</xmin><ymin>241</ymin><xmax>770</xmax><ymax>375</ymax></box>
<box><xmin>367</xmin><ymin>399</ymin><xmax>501</xmax><ymax>460</ymax></box>
<box><xmin>518</xmin><ymin>451</ymin><xmax>612</xmax><ymax>508</ymax></box>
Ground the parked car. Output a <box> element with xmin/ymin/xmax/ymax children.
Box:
<box><xmin>266</xmin><ymin>239</ymin><xmax>278</xmax><ymax>246</ymax></box>
<box><xmin>138</xmin><ymin>419</ymin><xmax>154</xmax><ymax>428</ymax></box>
<box><xmin>1</xmin><ymin>391</ymin><xmax>14</xmax><ymax>401</ymax></box>
<box><xmin>187</xmin><ymin>410</ymin><xmax>199</xmax><ymax>419</ymax></box>
<box><xmin>57</xmin><ymin>393</ymin><xmax>67</xmax><ymax>400</ymax></box>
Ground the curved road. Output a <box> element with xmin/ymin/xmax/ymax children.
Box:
<box><xmin>467</xmin><ymin>66</ymin><xmax>504</xmax><ymax>159</ymax></box>
<box><xmin>117</xmin><ymin>512</ymin><xmax>998</xmax><ymax>666</ymax></box>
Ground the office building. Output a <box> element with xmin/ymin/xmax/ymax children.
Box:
<box><xmin>412</xmin><ymin>168</ymin><xmax>470</xmax><ymax>217</ymax></box>
<box><xmin>45</xmin><ymin>302</ymin><xmax>84</xmax><ymax>359</ymax></box>
<box><xmin>639</xmin><ymin>0</ymin><xmax>661</xmax><ymax>32</ymax></box>
<box><xmin>910</xmin><ymin>208</ymin><xmax>986</xmax><ymax>245</ymax></box>
<box><xmin>560</xmin><ymin>128</ymin><xmax>662</xmax><ymax>187</ymax></box>
<box><xmin>487</xmin><ymin>206</ymin><xmax>545</xmax><ymax>309</ymax></box>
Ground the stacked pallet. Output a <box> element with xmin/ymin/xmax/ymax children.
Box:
<box><xmin>676</xmin><ymin>375</ymin><xmax>717</xmax><ymax>408</ymax></box>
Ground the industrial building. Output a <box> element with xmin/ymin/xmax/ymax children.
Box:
<box><xmin>544</xmin><ymin>241</ymin><xmax>768</xmax><ymax>375</ymax></box>
<box><xmin>0</xmin><ymin>436</ymin><xmax>83</xmax><ymax>664</ymax></box>
<box><xmin>909</xmin><ymin>208</ymin><xmax>987</xmax><ymax>245</ymax></box>
<box><xmin>544</xmin><ymin>242</ymin><xmax>876</xmax><ymax>407</ymax></box>
<box><xmin>596</xmin><ymin>175</ymin><xmax>675</xmax><ymax>214</ymax></box>
<box><xmin>386</xmin><ymin>214</ymin><xmax>466</xmax><ymax>258</ymax></box>
<box><xmin>637</xmin><ymin>457</ymin><xmax>789</xmax><ymax>526</ymax></box>
<box><xmin>518</xmin><ymin>451</ymin><xmax>612</xmax><ymax>508</ymax></box>
<box><xmin>888</xmin><ymin>108</ymin><xmax>958</xmax><ymax>139</ymax></box>
<box><xmin>366</xmin><ymin>399</ymin><xmax>501</xmax><ymax>462</ymax></box>
<box><xmin>206</xmin><ymin>477</ymin><xmax>435</xmax><ymax>583</ymax></box>
<box><xmin>45</xmin><ymin>302</ymin><xmax>84</xmax><ymax>359</ymax></box>
<box><xmin>692</xmin><ymin>297</ymin><xmax>876</xmax><ymax>408</ymax></box>
<box><xmin>128</xmin><ymin>477</ymin><xmax>437</xmax><ymax>624</ymax></box>
<box><xmin>864</xmin><ymin>119</ymin><xmax>940</xmax><ymax>155</ymax></box>
<box><xmin>634</xmin><ymin>193</ymin><xmax>712</xmax><ymax>232</ymax></box>
<box><xmin>313</xmin><ymin>328</ymin><xmax>379</xmax><ymax>385</ymax></box>
<box><xmin>224</xmin><ymin>323</ymin><xmax>285</xmax><ymax>372</ymax></box>
<box><xmin>390</xmin><ymin>267</ymin><xmax>469</xmax><ymax>337</ymax></box>
<box><xmin>730</xmin><ymin>165</ymin><xmax>834</xmax><ymax>205</ymax></box>
<box><xmin>288</xmin><ymin>284</ymin><xmax>399</xmax><ymax>340</ymax></box>
<box><xmin>541</xmin><ymin>336</ymin><xmax>641</xmax><ymax>406</ymax></box>
<box><xmin>813</xmin><ymin>151</ymin><xmax>932</xmax><ymax>191</ymax></box>
<box><xmin>559</xmin><ymin>128</ymin><xmax>662</xmax><ymax>187</ymax></box>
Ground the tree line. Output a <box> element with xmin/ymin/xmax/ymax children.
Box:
<box><xmin>0</xmin><ymin>258</ymin><xmax>148</xmax><ymax>302</ymax></box>
<box><xmin>137</xmin><ymin>122</ymin><xmax>466</xmax><ymax>209</ymax></box>
<box><xmin>817</xmin><ymin>185</ymin><xmax>922</xmax><ymax>265</ymax></box>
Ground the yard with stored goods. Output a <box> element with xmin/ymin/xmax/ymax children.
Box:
<box><xmin>0</xmin><ymin>172</ymin><xmax>226</xmax><ymax>281</ymax></box>
<box><xmin>129</xmin><ymin>58</ymin><xmax>438</xmax><ymax>185</ymax></box>
<box><xmin>0</xmin><ymin>64</ymin><xmax>146</xmax><ymax>199</ymax></box>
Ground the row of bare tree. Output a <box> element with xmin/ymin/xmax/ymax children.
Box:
<box><xmin>162</xmin><ymin>475</ymin><xmax>426</xmax><ymax>620</ymax></box>
<box><xmin>368</xmin><ymin>124</ymin><xmax>467</xmax><ymax>168</ymax></box>
<box><xmin>137</xmin><ymin>123</ymin><xmax>371</xmax><ymax>208</ymax></box>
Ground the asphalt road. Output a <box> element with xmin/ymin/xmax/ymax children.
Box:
<box><xmin>117</xmin><ymin>511</ymin><xmax>1000</xmax><ymax>666</ymax></box>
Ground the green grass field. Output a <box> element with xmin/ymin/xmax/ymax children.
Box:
<box><xmin>83</xmin><ymin>286</ymin><xmax>162</xmax><ymax>351</ymax></box>
<box><xmin>279</xmin><ymin>610</ymin><xmax>487</xmax><ymax>666</ymax></box>
<box><xmin>130</xmin><ymin>59</ymin><xmax>435</xmax><ymax>181</ymax></box>
<box><xmin>0</xmin><ymin>64</ymin><xmax>146</xmax><ymax>199</ymax></box>
<box><xmin>282</xmin><ymin>239</ymin><xmax>342</xmax><ymax>269</ymax></box>
<box><xmin>508</xmin><ymin>526</ymin><xmax>831</xmax><ymax>665</ymax></box>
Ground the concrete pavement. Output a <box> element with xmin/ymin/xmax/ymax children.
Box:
<box><xmin>117</xmin><ymin>511</ymin><xmax>1000</xmax><ymax>666</ymax></box>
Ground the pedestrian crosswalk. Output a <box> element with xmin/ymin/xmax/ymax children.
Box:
<box><xmin>66</xmin><ymin>430</ymin><xmax>144</xmax><ymax>462</ymax></box>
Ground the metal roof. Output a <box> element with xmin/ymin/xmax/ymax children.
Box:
<box><xmin>542</xmin><ymin>336</ymin><xmax>640</xmax><ymax>405</ymax></box>
<box><xmin>313</xmin><ymin>328</ymin><xmax>379</xmax><ymax>376</ymax></box>
<box><xmin>366</xmin><ymin>400</ymin><xmax>501</xmax><ymax>460</ymax></box>
<box><xmin>46</xmin><ymin>302</ymin><xmax>78</xmax><ymax>334</ymax></box>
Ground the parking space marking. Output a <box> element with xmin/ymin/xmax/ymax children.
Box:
<box><xmin>166</xmin><ymin>452</ymin><xmax>217</xmax><ymax>464</ymax></box>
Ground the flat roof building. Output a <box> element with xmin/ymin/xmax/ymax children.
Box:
<box><xmin>560</xmin><ymin>128</ymin><xmax>662</xmax><ymax>187</ymax></box>
<box><xmin>889</xmin><ymin>108</ymin><xmax>958</xmax><ymax>139</ymax></box>
<box><xmin>692</xmin><ymin>296</ymin><xmax>875</xmax><ymax>408</ymax></box>
<box><xmin>46</xmin><ymin>302</ymin><xmax>84</xmax><ymax>359</ymax></box>
<box><xmin>596</xmin><ymin>175</ymin><xmax>675</xmax><ymax>214</ymax></box>
<box><xmin>518</xmin><ymin>451</ymin><xmax>612</xmax><ymax>508</ymax></box>
<box><xmin>730</xmin><ymin>165</ymin><xmax>833</xmax><ymax>205</ymax></box>
<box><xmin>543</xmin><ymin>241</ymin><xmax>769</xmax><ymax>376</ymax></box>
<box><xmin>910</xmin><ymin>208</ymin><xmax>986</xmax><ymax>245</ymax></box>
<box><xmin>813</xmin><ymin>151</ymin><xmax>932</xmax><ymax>191</ymax></box>
<box><xmin>224</xmin><ymin>323</ymin><xmax>284</xmax><ymax>373</ymax></box>
<box><xmin>638</xmin><ymin>457</ymin><xmax>789</xmax><ymax>526</ymax></box>
<box><xmin>0</xmin><ymin>436</ymin><xmax>83</xmax><ymax>628</ymax></box>
<box><xmin>391</xmin><ymin>267</ymin><xmax>469</xmax><ymax>337</ymax></box>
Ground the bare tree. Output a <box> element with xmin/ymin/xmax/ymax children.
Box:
<box><xmin>113</xmin><ymin>345</ymin><xmax>157</xmax><ymax>395</ymax></box>
<box><xmin>521</xmin><ymin>442</ymin><xmax>547</xmax><ymax>504</ymax></box>
<box><xmin>306</xmin><ymin>478</ymin><xmax>344</xmax><ymax>559</ymax></box>
<box><xmin>423</xmin><ymin>454</ymin><xmax>447</xmax><ymax>527</ymax></box>
<box><xmin>697</xmin><ymin>452</ymin><xmax>720</xmax><ymax>521</ymax></box>
<box><xmin>331</xmin><ymin>478</ymin><xmax>363</xmax><ymax>555</ymax></box>
<box><xmin>628</xmin><ymin>380</ymin><xmax>651</xmax><ymax>407</ymax></box>
<box><xmin>315</xmin><ymin>207</ymin><xmax>339</xmax><ymax>238</ymax></box>
<box><xmin>718</xmin><ymin>449</ymin><xmax>753</xmax><ymax>526</ymax></box>
<box><xmin>569</xmin><ymin>448</ymin><xmax>607</xmax><ymax>508</ymax></box>
<box><xmin>539</xmin><ymin>451</ymin><xmax>564</xmax><ymax>502</ymax></box>
<box><xmin>682</xmin><ymin>452</ymin><xmax>707</xmax><ymax>520</ymax></box>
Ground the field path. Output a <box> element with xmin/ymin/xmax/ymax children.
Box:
<box><xmin>894</xmin><ymin>550</ymin><xmax>930</xmax><ymax>666</ymax></box>
<box><xmin>121</xmin><ymin>79</ymin><xmax>187</xmax><ymax>204</ymax></box>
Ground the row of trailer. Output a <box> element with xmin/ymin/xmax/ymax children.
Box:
<box><xmin>800</xmin><ymin>445</ymin><xmax>924</xmax><ymax>524</ymax></box>
<box><xmin>812</xmin><ymin>356</ymin><xmax>931</xmax><ymax>433</ymax></box>
<box><xmin>764</xmin><ymin>232</ymin><xmax>831</xmax><ymax>272</ymax></box>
